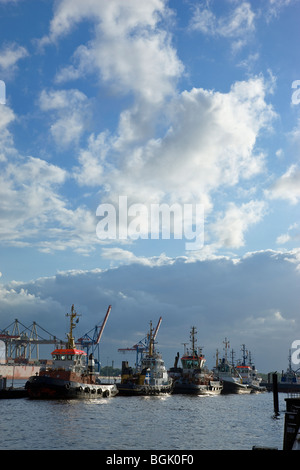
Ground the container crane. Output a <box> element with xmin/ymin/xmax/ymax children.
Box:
<box><xmin>118</xmin><ymin>316</ymin><xmax>162</xmax><ymax>370</ymax></box>
<box><xmin>76</xmin><ymin>305</ymin><xmax>112</xmax><ymax>372</ymax></box>
<box><xmin>0</xmin><ymin>319</ymin><xmax>64</xmax><ymax>362</ymax></box>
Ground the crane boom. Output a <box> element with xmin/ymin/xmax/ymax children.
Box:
<box><xmin>153</xmin><ymin>316</ymin><xmax>162</xmax><ymax>340</ymax></box>
<box><xmin>96</xmin><ymin>305</ymin><xmax>111</xmax><ymax>344</ymax></box>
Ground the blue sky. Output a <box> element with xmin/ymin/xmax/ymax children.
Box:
<box><xmin>0</xmin><ymin>0</ymin><xmax>300</xmax><ymax>372</ymax></box>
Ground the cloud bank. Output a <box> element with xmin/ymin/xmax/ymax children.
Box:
<box><xmin>1</xmin><ymin>249</ymin><xmax>299</xmax><ymax>372</ymax></box>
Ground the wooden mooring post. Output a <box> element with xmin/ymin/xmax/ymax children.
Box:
<box><xmin>272</xmin><ymin>373</ymin><xmax>279</xmax><ymax>416</ymax></box>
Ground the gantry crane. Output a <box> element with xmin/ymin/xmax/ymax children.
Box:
<box><xmin>0</xmin><ymin>319</ymin><xmax>64</xmax><ymax>362</ymax></box>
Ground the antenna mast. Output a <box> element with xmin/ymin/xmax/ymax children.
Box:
<box><xmin>66</xmin><ymin>305</ymin><xmax>80</xmax><ymax>349</ymax></box>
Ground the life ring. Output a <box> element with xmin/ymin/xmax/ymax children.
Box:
<box><xmin>84</xmin><ymin>387</ymin><xmax>90</xmax><ymax>393</ymax></box>
<box><xmin>97</xmin><ymin>388</ymin><xmax>102</xmax><ymax>395</ymax></box>
<box><xmin>65</xmin><ymin>383</ymin><xmax>70</xmax><ymax>390</ymax></box>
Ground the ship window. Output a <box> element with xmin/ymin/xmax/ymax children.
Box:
<box><xmin>183</xmin><ymin>359</ymin><xmax>198</xmax><ymax>368</ymax></box>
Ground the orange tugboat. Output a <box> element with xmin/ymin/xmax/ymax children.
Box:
<box><xmin>168</xmin><ymin>327</ymin><xmax>222</xmax><ymax>395</ymax></box>
<box><xmin>25</xmin><ymin>305</ymin><xmax>118</xmax><ymax>399</ymax></box>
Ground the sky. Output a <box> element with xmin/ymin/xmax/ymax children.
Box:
<box><xmin>0</xmin><ymin>0</ymin><xmax>300</xmax><ymax>373</ymax></box>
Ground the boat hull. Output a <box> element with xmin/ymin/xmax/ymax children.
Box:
<box><xmin>248</xmin><ymin>384</ymin><xmax>267</xmax><ymax>393</ymax></box>
<box><xmin>117</xmin><ymin>382</ymin><xmax>173</xmax><ymax>396</ymax></box>
<box><xmin>172</xmin><ymin>380</ymin><xmax>222</xmax><ymax>395</ymax></box>
<box><xmin>263</xmin><ymin>382</ymin><xmax>300</xmax><ymax>393</ymax></box>
<box><xmin>221</xmin><ymin>379</ymin><xmax>252</xmax><ymax>394</ymax></box>
<box><xmin>0</xmin><ymin>364</ymin><xmax>41</xmax><ymax>380</ymax></box>
<box><xmin>0</xmin><ymin>388</ymin><xmax>28</xmax><ymax>399</ymax></box>
<box><xmin>25</xmin><ymin>375</ymin><xmax>118</xmax><ymax>399</ymax></box>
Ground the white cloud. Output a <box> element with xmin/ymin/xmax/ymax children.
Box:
<box><xmin>218</xmin><ymin>2</ymin><xmax>255</xmax><ymax>37</ymax></box>
<box><xmin>276</xmin><ymin>233</ymin><xmax>291</xmax><ymax>244</ymax></box>
<box><xmin>39</xmin><ymin>89</ymin><xmax>92</xmax><ymax>147</ymax></box>
<box><xmin>71</xmin><ymin>75</ymin><xmax>276</xmax><ymax>254</ymax></box>
<box><xmin>276</xmin><ymin>223</ymin><xmax>300</xmax><ymax>245</ymax></box>
<box><xmin>0</xmin><ymin>103</ymin><xmax>101</xmax><ymax>254</ymax></box>
<box><xmin>37</xmin><ymin>2</ymin><xmax>278</xmax><ymax>256</ymax></box>
<box><xmin>0</xmin><ymin>42</ymin><xmax>28</xmax><ymax>75</ymax></box>
<box><xmin>267</xmin><ymin>0</ymin><xmax>295</xmax><ymax>18</ymax></box>
<box><xmin>73</xmin><ymin>132</ymin><xmax>110</xmax><ymax>187</ymax></box>
<box><xmin>190</xmin><ymin>1</ymin><xmax>255</xmax><ymax>48</ymax></box>
<box><xmin>210</xmin><ymin>200</ymin><xmax>267</xmax><ymax>248</ymax></box>
<box><xmin>0</xmin><ymin>105</ymin><xmax>15</xmax><ymax>161</ymax></box>
<box><xmin>0</xmin><ymin>0</ymin><xmax>293</xmax><ymax>263</ymax></box>
<box><xmin>289</xmin><ymin>117</ymin><xmax>300</xmax><ymax>144</ymax></box>
<box><xmin>0</xmin><ymin>154</ymin><xmax>101</xmax><ymax>254</ymax></box>
<box><xmin>41</xmin><ymin>0</ymin><xmax>163</xmax><ymax>42</ymax></box>
<box><xmin>101</xmin><ymin>76</ymin><xmax>275</xmax><ymax>209</ymax></box>
<box><xmin>266</xmin><ymin>164</ymin><xmax>300</xmax><ymax>204</ymax></box>
<box><xmin>42</xmin><ymin>0</ymin><xmax>183</xmax><ymax>104</ymax></box>
<box><xmin>0</xmin><ymin>105</ymin><xmax>14</xmax><ymax>130</ymax></box>
<box><xmin>101</xmin><ymin>247</ymin><xmax>174</xmax><ymax>267</ymax></box>
<box><xmin>237</xmin><ymin>52</ymin><xmax>260</xmax><ymax>70</ymax></box>
<box><xmin>0</xmin><ymin>155</ymin><xmax>65</xmax><ymax>240</ymax></box>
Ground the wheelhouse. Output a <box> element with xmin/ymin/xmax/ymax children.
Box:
<box><xmin>51</xmin><ymin>348</ymin><xmax>87</xmax><ymax>370</ymax></box>
<box><xmin>181</xmin><ymin>354</ymin><xmax>205</xmax><ymax>370</ymax></box>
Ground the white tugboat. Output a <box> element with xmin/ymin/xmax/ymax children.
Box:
<box><xmin>213</xmin><ymin>339</ymin><xmax>251</xmax><ymax>394</ymax></box>
<box><xmin>169</xmin><ymin>327</ymin><xmax>222</xmax><ymax>395</ymax></box>
<box><xmin>25</xmin><ymin>305</ymin><xmax>118</xmax><ymax>399</ymax></box>
<box><xmin>117</xmin><ymin>318</ymin><xmax>173</xmax><ymax>396</ymax></box>
<box><xmin>236</xmin><ymin>345</ymin><xmax>266</xmax><ymax>392</ymax></box>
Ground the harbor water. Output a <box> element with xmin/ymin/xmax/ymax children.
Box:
<box><xmin>0</xmin><ymin>390</ymin><xmax>287</xmax><ymax>450</ymax></box>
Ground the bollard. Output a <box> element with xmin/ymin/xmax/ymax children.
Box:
<box><xmin>273</xmin><ymin>373</ymin><xmax>279</xmax><ymax>416</ymax></box>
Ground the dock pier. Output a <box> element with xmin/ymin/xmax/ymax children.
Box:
<box><xmin>283</xmin><ymin>397</ymin><xmax>300</xmax><ymax>450</ymax></box>
<box><xmin>0</xmin><ymin>375</ymin><xmax>28</xmax><ymax>399</ymax></box>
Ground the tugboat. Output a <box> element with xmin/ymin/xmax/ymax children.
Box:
<box><xmin>25</xmin><ymin>305</ymin><xmax>118</xmax><ymax>399</ymax></box>
<box><xmin>168</xmin><ymin>327</ymin><xmax>222</xmax><ymax>395</ymax></box>
<box><xmin>236</xmin><ymin>345</ymin><xmax>266</xmax><ymax>392</ymax></box>
<box><xmin>263</xmin><ymin>350</ymin><xmax>300</xmax><ymax>393</ymax></box>
<box><xmin>117</xmin><ymin>318</ymin><xmax>173</xmax><ymax>396</ymax></box>
<box><xmin>213</xmin><ymin>339</ymin><xmax>251</xmax><ymax>394</ymax></box>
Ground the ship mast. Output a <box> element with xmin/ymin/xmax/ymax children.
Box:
<box><xmin>223</xmin><ymin>337</ymin><xmax>230</xmax><ymax>362</ymax></box>
<box><xmin>241</xmin><ymin>344</ymin><xmax>248</xmax><ymax>366</ymax></box>
<box><xmin>66</xmin><ymin>305</ymin><xmax>80</xmax><ymax>349</ymax></box>
<box><xmin>148</xmin><ymin>321</ymin><xmax>154</xmax><ymax>357</ymax></box>
<box><xmin>215</xmin><ymin>348</ymin><xmax>219</xmax><ymax>367</ymax></box>
<box><xmin>190</xmin><ymin>326</ymin><xmax>197</xmax><ymax>356</ymax></box>
<box><xmin>148</xmin><ymin>317</ymin><xmax>162</xmax><ymax>357</ymax></box>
